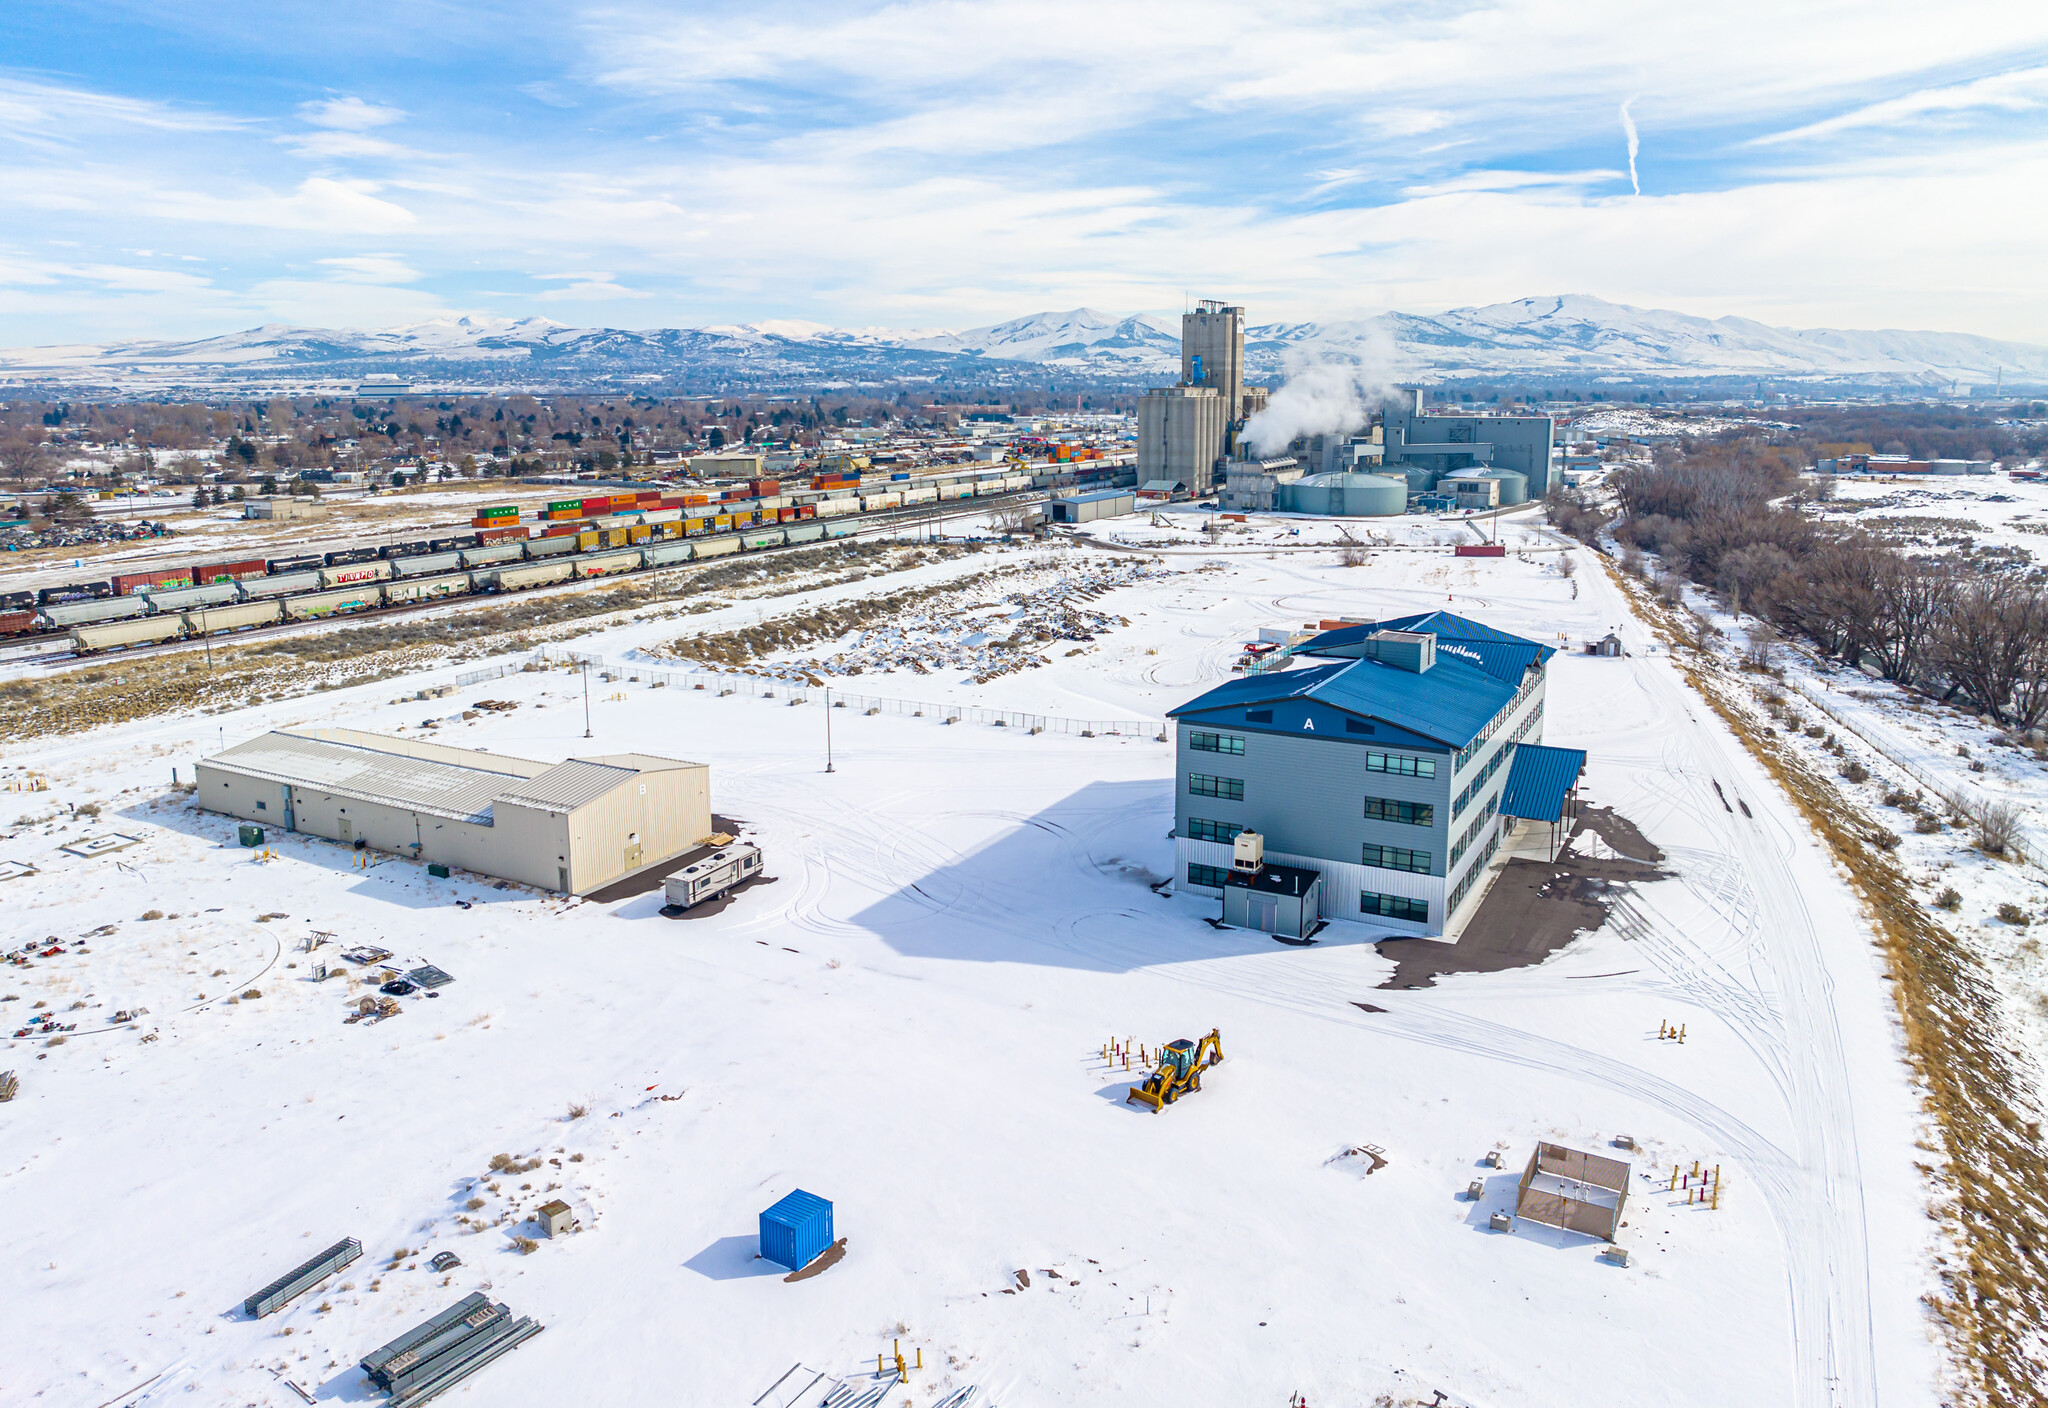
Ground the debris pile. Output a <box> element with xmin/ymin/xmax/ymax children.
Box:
<box><xmin>0</xmin><ymin>518</ymin><xmax>176</xmax><ymax>551</ymax></box>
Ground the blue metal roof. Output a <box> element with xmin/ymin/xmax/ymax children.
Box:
<box><xmin>1298</xmin><ymin>610</ymin><xmax>1553</xmax><ymax>684</ymax></box>
<box><xmin>1498</xmin><ymin>744</ymin><xmax>1587</xmax><ymax>822</ymax></box>
<box><xmin>1168</xmin><ymin>652</ymin><xmax>1515</xmax><ymax>749</ymax></box>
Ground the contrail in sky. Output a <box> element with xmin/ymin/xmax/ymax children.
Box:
<box><xmin>1620</xmin><ymin>96</ymin><xmax>1641</xmax><ymax>195</ymax></box>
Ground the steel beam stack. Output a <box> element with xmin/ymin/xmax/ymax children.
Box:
<box><xmin>359</xmin><ymin>1292</ymin><xmax>545</xmax><ymax>1406</ymax></box>
<box><xmin>244</xmin><ymin>1236</ymin><xmax>362</xmax><ymax>1318</ymax></box>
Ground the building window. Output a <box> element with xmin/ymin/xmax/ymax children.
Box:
<box><xmin>1363</xmin><ymin>844</ymin><xmax>1431</xmax><ymax>873</ymax></box>
<box><xmin>1365</xmin><ymin>752</ymin><xmax>1437</xmax><ymax>778</ymax></box>
<box><xmin>1362</xmin><ymin>891</ymin><xmax>1429</xmax><ymax>923</ymax></box>
<box><xmin>1187</xmin><ymin>862</ymin><xmax>1229</xmax><ymax>888</ymax></box>
<box><xmin>1189</xmin><ymin>773</ymin><xmax>1244</xmax><ymax>801</ymax></box>
<box><xmin>1185</xmin><ymin>817</ymin><xmax>1243</xmax><ymax>843</ymax></box>
<box><xmin>1246</xmin><ymin>709</ymin><xmax>1273</xmax><ymax>723</ymax></box>
<box><xmin>1363</xmin><ymin>797</ymin><xmax>1434</xmax><ymax>827</ymax></box>
<box><xmin>255</xmin><ymin>800</ymin><xmax>266</xmax><ymax>810</ymax></box>
<box><xmin>1189</xmin><ymin>730</ymin><xmax>1245</xmax><ymax>756</ymax></box>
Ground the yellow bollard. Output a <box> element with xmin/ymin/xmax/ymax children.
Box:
<box><xmin>1670</xmin><ymin>1165</ymin><xmax>1678</xmax><ymax>1191</ymax></box>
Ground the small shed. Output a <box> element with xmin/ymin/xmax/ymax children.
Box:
<box><xmin>759</xmin><ymin>1189</ymin><xmax>834</xmax><ymax>1271</ymax></box>
<box><xmin>1136</xmin><ymin>479</ymin><xmax>1187</xmax><ymax>501</ymax></box>
<box><xmin>1590</xmin><ymin>633</ymin><xmax>1623</xmax><ymax>657</ymax></box>
<box><xmin>1222</xmin><ymin>859</ymin><xmax>1322</xmax><ymax>939</ymax></box>
<box><xmin>1514</xmin><ymin>1142</ymin><xmax>1630</xmax><ymax>1241</ymax></box>
<box><xmin>537</xmin><ymin>1199</ymin><xmax>576</xmax><ymax>1238</ymax></box>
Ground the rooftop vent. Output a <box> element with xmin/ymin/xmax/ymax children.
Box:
<box><xmin>1362</xmin><ymin>629</ymin><xmax>1436</xmax><ymax>673</ymax></box>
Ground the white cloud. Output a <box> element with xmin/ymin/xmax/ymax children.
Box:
<box><xmin>534</xmin><ymin>272</ymin><xmax>650</xmax><ymax>301</ymax></box>
<box><xmin>298</xmin><ymin>97</ymin><xmax>406</xmax><ymax>131</ymax></box>
<box><xmin>318</xmin><ymin>254</ymin><xmax>421</xmax><ymax>284</ymax></box>
<box><xmin>1753</xmin><ymin>64</ymin><xmax>2048</xmax><ymax>145</ymax></box>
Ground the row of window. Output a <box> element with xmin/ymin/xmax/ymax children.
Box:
<box><xmin>1361</xmin><ymin>890</ymin><xmax>1429</xmax><ymax>923</ymax></box>
<box><xmin>1366</xmin><ymin>751</ymin><xmax>1436</xmax><ymax>778</ymax></box>
<box><xmin>1189</xmin><ymin>730</ymin><xmax>1245</xmax><ymax>756</ymax></box>
<box><xmin>1188</xmin><ymin>861</ymin><xmax>1230</xmax><ymax>888</ymax></box>
<box><xmin>1449</xmin><ymin>793</ymin><xmax>1499</xmax><ymax>868</ymax></box>
<box><xmin>1448</xmin><ymin>824</ymin><xmax>1505</xmax><ymax>913</ymax></box>
<box><xmin>1363</xmin><ymin>796</ymin><xmax>1434</xmax><ymax>827</ymax></box>
<box><xmin>1452</xmin><ymin>706</ymin><xmax>1543</xmax><ymax>818</ymax></box>
<box><xmin>1363</xmin><ymin>843</ymin><xmax>1430</xmax><ymax>874</ymax></box>
<box><xmin>1189</xmin><ymin>773</ymin><xmax>1245</xmax><ymax>801</ymax></box>
<box><xmin>1454</xmin><ymin>672</ymin><xmax>1545</xmax><ymax>773</ymax></box>
<box><xmin>1185</xmin><ymin>817</ymin><xmax>1242</xmax><ymax>843</ymax></box>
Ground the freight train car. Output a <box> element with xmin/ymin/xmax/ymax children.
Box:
<box><xmin>642</xmin><ymin>540</ymin><xmax>696</xmax><ymax>569</ymax></box>
<box><xmin>741</xmin><ymin>527</ymin><xmax>787</xmax><ymax>551</ymax></box>
<box><xmin>572</xmin><ymin>549</ymin><xmax>639</xmax><ymax>579</ymax></box>
<box><xmin>283</xmin><ymin>586</ymin><xmax>380</xmax><ymax>619</ymax></box>
<box><xmin>40</xmin><ymin>595</ymin><xmax>152</xmax><ymax>628</ymax></box>
<box><xmin>240</xmin><ymin>569</ymin><xmax>323</xmax><ymax>600</ymax></box>
<box><xmin>71</xmin><ymin>615</ymin><xmax>184</xmax><ymax>653</ymax></box>
<box><xmin>391</xmin><ymin>551</ymin><xmax>463</xmax><ymax>577</ymax></box>
<box><xmin>489</xmin><ymin>559</ymin><xmax>575</xmax><ymax>592</ymax></box>
<box><xmin>318</xmin><ymin>561</ymin><xmax>395</xmax><ymax>590</ymax></box>
<box><xmin>184</xmin><ymin>599</ymin><xmax>285</xmax><ymax>635</ymax></box>
<box><xmin>140</xmin><ymin>582</ymin><xmax>239</xmax><ymax>613</ymax></box>
<box><xmin>783</xmin><ymin>522</ymin><xmax>825</xmax><ymax>545</ymax></box>
<box><xmin>384</xmin><ymin>572</ymin><xmax>472</xmax><ymax>603</ymax></box>
<box><xmin>460</xmin><ymin>541</ymin><xmax>525</xmax><ymax>569</ymax></box>
<box><xmin>692</xmin><ymin>534</ymin><xmax>742</xmax><ymax>559</ymax></box>
<box><xmin>0</xmin><ymin>608</ymin><xmax>38</xmax><ymax>636</ymax></box>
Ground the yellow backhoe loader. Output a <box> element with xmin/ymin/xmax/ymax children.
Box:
<box><xmin>1126</xmin><ymin>1029</ymin><xmax>1224</xmax><ymax>1112</ymax></box>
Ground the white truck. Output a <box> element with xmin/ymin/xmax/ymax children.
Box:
<box><xmin>662</xmin><ymin>844</ymin><xmax>762</xmax><ymax>911</ymax></box>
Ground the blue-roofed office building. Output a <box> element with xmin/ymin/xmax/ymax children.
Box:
<box><xmin>1166</xmin><ymin>611</ymin><xmax>1575</xmax><ymax>937</ymax></box>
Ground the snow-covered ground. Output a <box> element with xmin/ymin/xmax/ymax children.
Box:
<box><xmin>0</xmin><ymin>514</ymin><xmax>1943</xmax><ymax>1407</ymax></box>
<box><xmin>1814</xmin><ymin>474</ymin><xmax>2048</xmax><ymax>569</ymax></box>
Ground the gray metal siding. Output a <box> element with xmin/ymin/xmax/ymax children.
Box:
<box><xmin>1177</xmin><ymin>724</ymin><xmax>1452</xmax><ymax>876</ymax></box>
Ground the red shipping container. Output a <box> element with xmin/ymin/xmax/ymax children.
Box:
<box><xmin>579</xmin><ymin>497</ymin><xmax>612</xmax><ymax>514</ymax></box>
<box><xmin>191</xmin><ymin>558</ymin><xmax>267</xmax><ymax>584</ymax></box>
<box><xmin>749</xmin><ymin>479</ymin><xmax>781</xmax><ymax>496</ymax></box>
<box><xmin>477</xmin><ymin>525</ymin><xmax>530</xmax><ymax>545</ymax></box>
<box><xmin>113</xmin><ymin>568</ymin><xmax>192</xmax><ymax>595</ymax></box>
<box><xmin>1454</xmin><ymin>544</ymin><xmax>1506</xmax><ymax>558</ymax></box>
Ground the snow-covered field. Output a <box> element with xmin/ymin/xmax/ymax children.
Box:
<box><xmin>1</xmin><ymin>513</ymin><xmax>1944</xmax><ymax>1407</ymax></box>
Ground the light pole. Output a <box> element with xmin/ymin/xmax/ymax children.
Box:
<box><xmin>582</xmin><ymin>662</ymin><xmax>593</xmax><ymax>739</ymax></box>
<box><xmin>824</xmin><ymin>687</ymin><xmax>835</xmax><ymax>773</ymax></box>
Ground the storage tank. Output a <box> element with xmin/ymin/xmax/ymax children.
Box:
<box><xmin>1478</xmin><ymin>469</ymin><xmax>1528</xmax><ymax>506</ymax></box>
<box><xmin>1276</xmin><ymin>472</ymin><xmax>1408</xmax><ymax>517</ymax></box>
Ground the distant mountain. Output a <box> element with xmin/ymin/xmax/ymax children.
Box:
<box><xmin>905</xmin><ymin>308</ymin><xmax>1180</xmax><ymax>366</ymax></box>
<box><xmin>4</xmin><ymin>295</ymin><xmax>2043</xmax><ymax>395</ymax></box>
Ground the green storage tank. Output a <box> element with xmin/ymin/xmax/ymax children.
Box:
<box><xmin>1276</xmin><ymin>472</ymin><xmax>1408</xmax><ymax>517</ymax></box>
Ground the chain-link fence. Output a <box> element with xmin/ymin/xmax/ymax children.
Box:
<box><xmin>530</xmin><ymin>644</ymin><xmax>1164</xmax><ymax>740</ymax></box>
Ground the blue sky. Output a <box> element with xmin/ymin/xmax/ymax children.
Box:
<box><xmin>3</xmin><ymin>0</ymin><xmax>2046</xmax><ymax>345</ymax></box>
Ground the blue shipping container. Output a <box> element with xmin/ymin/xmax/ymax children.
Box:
<box><xmin>759</xmin><ymin>1189</ymin><xmax>833</xmax><ymax>1270</ymax></box>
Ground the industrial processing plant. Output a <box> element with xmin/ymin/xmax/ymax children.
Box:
<box><xmin>1141</xmin><ymin>298</ymin><xmax>1555</xmax><ymax>517</ymax></box>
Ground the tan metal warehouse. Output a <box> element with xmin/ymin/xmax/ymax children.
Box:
<box><xmin>196</xmin><ymin>727</ymin><xmax>711</xmax><ymax>894</ymax></box>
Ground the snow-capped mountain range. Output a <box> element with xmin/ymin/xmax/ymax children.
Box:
<box><xmin>4</xmin><ymin>296</ymin><xmax>2043</xmax><ymax>394</ymax></box>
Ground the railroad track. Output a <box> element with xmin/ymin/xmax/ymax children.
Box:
<box><xmin>10</xmin><ymin>491</ymin><xmax>1048</xmax><ymax>674</ymax></box>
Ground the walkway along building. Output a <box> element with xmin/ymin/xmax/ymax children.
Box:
<box><xmin>1166</xmin><ymin>612</ymin><xmax>1585</xmax><ymax>937</ymax></box>
<box><xmin>197</xmin><ymin>727</ymin><xmax>711</xmax><ymax>894</ymax></box>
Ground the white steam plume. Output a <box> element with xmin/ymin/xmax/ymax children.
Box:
<box><xmin>1620</xmin><ymin>96</ymin><xmax>1641</xmax><ymax>196</ymax></box>
<box><xmin>1242</xmin><ymin>327</ymin><xmax>1408</xmax><ymax>458</ymax></box>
